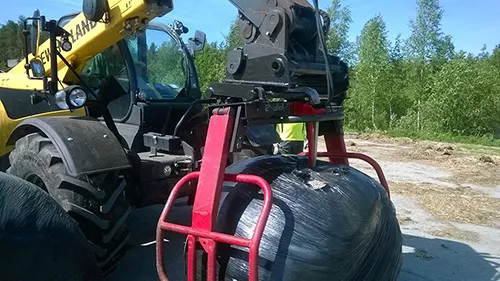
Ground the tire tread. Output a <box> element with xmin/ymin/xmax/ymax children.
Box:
<box><xmin>8</xmin><ymin>132</ymin><xmax>130</xmax><ymax>274</ymax></box>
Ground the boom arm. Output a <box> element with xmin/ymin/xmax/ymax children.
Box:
<box><xmin>8</xmin><ymin>0</ymin><xmax>173</xmax><ymax>81</ymax></box>
<box><xmin>228</xmin><ymin>0</ymin><xmax>315</xmax><ymax>38</ymax></box>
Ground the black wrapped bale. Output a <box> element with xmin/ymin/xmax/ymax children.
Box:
<box><xmin>215</xmin><ymin>156</ymin><xmax>402</xmax><ymax>281</ymax></box>
<box><xmin>0</xmin><ymin>172</ymin><xmax>104</xmax><ymax>281</ymax></box>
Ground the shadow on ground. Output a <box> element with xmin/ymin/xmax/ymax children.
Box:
<box><xmin>400</xmin><ymin>234</ymin><xmax>500</xmax><ymax>281</ymax></box>
<box><xmin>106</xmin><ymin>204</ymin><xmax>500</xmax><ymax>281</ymax></box>
<box><xmin>106</xmin><ymin>202</ymin><xmax>190</xmax><ymax>281</ymax></box>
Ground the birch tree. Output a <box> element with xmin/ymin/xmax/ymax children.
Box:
<box><xmin>347</xmin><ymin>15</ymin><xmax>391</xmax><ymax>130</ymax></box>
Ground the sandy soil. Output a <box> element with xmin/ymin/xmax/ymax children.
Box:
<box><xmin>107</xmin><ymin>133</ymin><xmax>500</xmax><ymax>281</ymax></box>
<box><xmin>339</xmin><ymin>133</ymin><xmax>500</xmax><ymax>281</ymax></box>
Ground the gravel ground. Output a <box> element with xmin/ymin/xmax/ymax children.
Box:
<box><xmin>343</xmin><ymin>135</ymin><xmax>500</xmax><ymax>281</ymax></box>
<box><xmin>107</xmin><ymin>134</ymin><xmax>500</xmax><ymax>281</ymax></box>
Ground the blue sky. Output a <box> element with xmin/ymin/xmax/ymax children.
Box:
<box><xmin>1</xmin><ymin>0</ymin><xmax>499</xmax><ymax>55</ymax></box>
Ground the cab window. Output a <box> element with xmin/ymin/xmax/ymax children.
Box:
<box><xmin>80</xmin><ymin>44</ymin><xmax>131</xmax><ymax>120</ymax></box>
<box><xmin>127</xmin><ymin>28</ymin><xmax>187</xmax><ymax>100</ymax></box>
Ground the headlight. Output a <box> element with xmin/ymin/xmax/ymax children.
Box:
<box><xmin>68</xmin><ymin>87</ymin><xmax>87</xmax><ymax>107</ymax></box>
<box><xmin>55</xmin><ymin>89</ymin><xmax>69</xmax><ymax>110</ymax></box>
<box><xmin>54</xmin><ymin>85</ymin><xmax>88</xmax><ymax>110</ymax></box>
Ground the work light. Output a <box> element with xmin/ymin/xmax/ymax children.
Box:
<box><xmin>55</xmin><ymin>85</ymin><xmax>88</xmax><ymax>110</ymax></box>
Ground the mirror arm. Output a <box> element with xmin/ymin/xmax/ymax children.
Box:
<box><xmin>44</xmin><ymin>20</ymin><xmax>59</xmax><ymax>95</ymax></box>
<box><xmin>23</xmin><ymin>20</ymin><xmax>30</xmax><ymax>77</ymax></box>
<box><xmin>42</xmin><ymin>75</ymin><xmax>49</xmax><ymax>93</ymax></box>
<box><xmin>22</xmin><ymin>17</ymin><xmax>38</xmax><ymax>78</ymax></box>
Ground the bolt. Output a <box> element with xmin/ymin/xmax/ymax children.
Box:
<box><xmin>267</xmin><ymin>0</ymin><xmax>277</xmax><ymax>7</ymax></box>
<box><xmin>103</xmin><ymin>134</ymin><xmax>109</xmax><ymax>138</ymax></box>
<box><xmin>269</xmin><ymin>13</ymin><xmax>278</xmax><ymax>24</ymax></box>
<box><xmin>164</xmin><ymin>166</ymin><xmax>172</xmax><ymax>177</ymax></box>
<box><xmin>243</xmin><ymin>25</ymin><xmax>253</xmax><ymax>39</ymax></box>
<box><xmin>67</xmin><ymin>137</ymin><xmax>73</xmax><ymax>142</ymax></box>
<box><xmin>266</xmin><ymin>31</ymin><xmax>271</xmax><ymax>36</ymax></box>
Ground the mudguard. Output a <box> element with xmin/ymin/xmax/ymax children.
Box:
<box><xmin>7</xmin><ymin>116</ymin><xmax>131</xmax><ymax>178</ymax></box>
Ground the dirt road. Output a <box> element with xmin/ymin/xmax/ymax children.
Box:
<box><xmin>107</xmin><ymin>133</ymin><xmax>500</xmax><ymax>281</ymax></box>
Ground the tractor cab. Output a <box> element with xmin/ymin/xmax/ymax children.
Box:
<box><xmin>57</xmin><ymin>13</ymin><xmax>207</xmax><ymax>152</ymax></box>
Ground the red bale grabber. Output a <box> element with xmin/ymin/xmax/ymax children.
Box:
<box><xmin>156</xmin><ymin>107</ymin><xmax>274</xmax><ymax>281</ymax></box>
<box><xmin>155</xmin><ymin>100</ymin><xmax>392</xmax><ymax>281</ymax></box>
<box><xmin>294</xmin><ymin>102</ymin><xmax>391</xmax><ymax>198</ymax></box>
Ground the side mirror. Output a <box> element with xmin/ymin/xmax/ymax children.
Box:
<box><xmin>29</xmin><ymin>58</ymin><xmax>45</xmax><ymax>78</ymax></box>
<box><xmin>188</xmin><ymin>30</ymin><xmax>206</xmax><ymax>53</ymax></box>
<box><xmin>30</xmin><ymin>9</ymin><xmax>41</xmax><ymax>57</ymax></box>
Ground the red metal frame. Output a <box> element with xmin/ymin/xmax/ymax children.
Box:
<box><xmin>291</xmin><ymin>102</ymin><xmax>390</xmax><ymax>197</ymax></box>
<box><xmin>156</xmin><ymin>107</ymin><xmax>273</xmax><ymax>281</ymax></box>
<box><xmin>156</xmin><ymin>102</ymin><xmax>390</xmax><ymax>280</ymax></box>
<box><xmin>290</xmin><ymin>102</ymin><xmax>350</xmax><ymax>166</ymax></box>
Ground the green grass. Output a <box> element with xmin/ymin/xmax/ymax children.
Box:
<box><xmin>344</xmin><ymin>126</ymin><xmax>500</xmax><ymax>156</ymax></box>
<box><xmin>387</xmin><ymin>129</ymin><xmax>500</xmax><ymax>147</ymax></box>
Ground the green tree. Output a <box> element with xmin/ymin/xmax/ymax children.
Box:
<box><xmin>477</xmin><ymin>44</ymin><xmax>489</xmax><ymax>60</ymax></box>
<box><xmin>346</xmin><ymin>15</ymin><xmax>391</xmax><ymax>130</ymax></box>
<box><xmin>424</xmin><ymin>55</ymin><xmax>500</xmax><ymax>136</ymax></box>
<box><xmin>0</xmin><ymin>16</ymin><xmax>49</xmax><ymax>71</ymax></box>
<box><xmin>0</xmin><ymin>18</ymin><xmax>27</xmax><ymax>71</ymax></box>
<box><xmin>194</xmin><ymin>41</ymin><xmax>227</xmax><ymax>94</ymax></box>
<box><xmin>225</xmin><ymin>17</ymin><xmax>242</xmax><ymax>50</ymax></box>
<box><xmin>147</xmin><ymin>39</ymin><xmax>186</xmax><ymax>87</ymax></box>
<box><xmin>325</xmin><ymin>0</ymin><xmax>354</xmax><ymax>64</ymax></box>
<box><xmin>406</xmin><ymin>0</ymin><xmax>446</xmax><ymax>61</ymax></box>
<box><xmin>386</xmin><ymin>34</ymin><xmax>413</xmax><ymax>128</ymax></box>
<box><xmin>405</xmin><ymin>0</ymin><xmax>449</xmax><ymax>130</ymax></box>
<box><xmin>490</xmin><ymin>44</ymin><xmax>500</xmax><ymax>71</ymax></box>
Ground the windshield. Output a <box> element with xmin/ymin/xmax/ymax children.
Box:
<box><xmin>127</xmin><ymin>27</ymin><xmax>188</xmax><ymax>101</ymax></box>
<box><xmin>59</xmin><ymin>14</ymin><xmax>191</xmax><ymax>102</ymax></box>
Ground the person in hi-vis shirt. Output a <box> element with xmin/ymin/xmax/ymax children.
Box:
<box><xmin>276</xmin><ymin>122</ymin><xmax>306</xmax><ymax>154</ymax></box>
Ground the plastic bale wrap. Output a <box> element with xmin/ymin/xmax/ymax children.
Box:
<box><xmin>0</xmin><ymin>172</ymin><xmax>104</xmax><ymax>281</ymax></box>
<box><xmin>214</xmin><ymin>155</ymin><xmax>402</xmax><ymax>281</ymax></box>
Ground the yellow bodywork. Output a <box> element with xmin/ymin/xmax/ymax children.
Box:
<box><xmin>0</xmin><ymin>0</ymin><xmax>173</xmax><ymax>157</ymax></box>
<box><xmin>0</xmin><ymin>65</ymin><xmax>87</xmax><ymax>158</ymax></box>
<box><xmin>0</xmin><ymin>102</ymin><xmax>86</xmax><ymax>156</ymax></box>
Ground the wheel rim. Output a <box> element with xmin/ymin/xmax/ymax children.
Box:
<box><xmin>25</xmin><ymin>173</ymin><xmax>48</xmax><ymax>192</ymax></box>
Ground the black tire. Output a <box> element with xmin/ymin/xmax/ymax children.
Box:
<box><xmin>7</xmin><ymin>132</ymin><xmax>131</xmax><ymax>274</ymax></box>
<box><xmin>0</xmin><ymin>171</ymin><xmax>105</xmax><ymax>281</ymax></box>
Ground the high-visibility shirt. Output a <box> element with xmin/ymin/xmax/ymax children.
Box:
<box><xmin>276</xmin><ymin>123</ymin><xmax>306</xmax><ymax>141</ymax></box>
